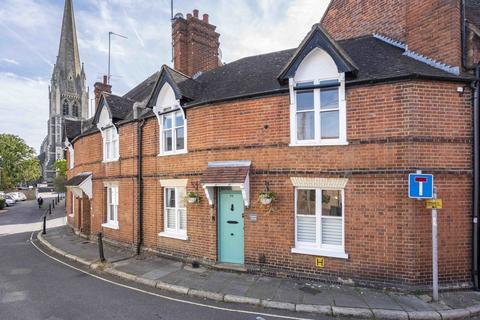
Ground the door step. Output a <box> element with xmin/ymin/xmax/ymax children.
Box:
<box><xmin>214</xmin><ymin>263</ymin><xmax>247</xmax><ymax>272</ymax></box>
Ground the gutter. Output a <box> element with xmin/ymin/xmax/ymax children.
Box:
<box><xmin>461</xmin><ymin>0</ymin><xmax>480</xmax><ymax>290</ymax></box>
<box><xmin>471</xmin><ymin>64</ymin><xmax>480</xmax><ymax>294</ymax></box>
<box><xmin>136</xmin><ymin>118</ymin><xmax>145</xmax><ymax>255</ymax></box>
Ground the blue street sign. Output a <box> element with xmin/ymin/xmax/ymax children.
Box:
<box><xmin>408</xmin><ymin>173</ymin><xmax>434</xmax><ymax>199</ymax></box>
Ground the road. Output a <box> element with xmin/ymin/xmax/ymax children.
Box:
<box><xmin>0</xmin><ymin>198</ymin><xmax>331</xmax><ymax>320</ymax></box>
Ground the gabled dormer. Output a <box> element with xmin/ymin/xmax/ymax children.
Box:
<box><xmin>147</xmin><ymin>65</ymin><xmax>198</xmax><ymax>156</ymax></box>
<box><xmin>93</xmin><ymin>94</ymin><xmax>120</xmax><ymax>162</ymax></box>
<box><xmin>279</xmin><ymin>24</ymin><xmax>357</xmax><ymax>147</ymax></box>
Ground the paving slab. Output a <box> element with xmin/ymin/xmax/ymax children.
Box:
<box><xmin>332</xmin><ymin>287</ymin><xmax>369</xmax><ymax>308</ymax></box>
<box><xmin>442</xmin><ymin>291</ymin><xmax>480</xmax><ymax>309</ymax></box>
<box><xmin>245</xmin><ymin>276</ymin><xmax>282</xmax><ymax>300</ymax></box>
<box><xmin>273</xmin><ymin>279</ymin><xmax>304</xmax><ymax>304</ymax></box>
<box><xmin>361</xmin><ymin>288</ymin><xmax>404</xmax><ymax>310</ymax></box>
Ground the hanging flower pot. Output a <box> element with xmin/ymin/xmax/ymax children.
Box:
<box><xmin>186</xmin><ymin>191</ymin><xmax>199</xmax><ymax>204</ymax></box>
<box><xmin>258</xmin><ymin>191</ymin><xmax>276</xmax><ymax>211</ymax></box>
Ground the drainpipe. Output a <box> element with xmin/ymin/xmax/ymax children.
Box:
<box><xmin>471</xmin><ymin>64</ymin><xmax>480</xmax><ymax>292</ymax></box>
<box><xmin>136</xmin><ymin>117</ymin><xmax>145</xmax><ymax>255</ymax></box>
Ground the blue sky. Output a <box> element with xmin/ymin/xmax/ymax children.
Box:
<box><xmin>0</xmin><ymin>0</ymin><xmax>329</xmax><ymax>153</ymax></box>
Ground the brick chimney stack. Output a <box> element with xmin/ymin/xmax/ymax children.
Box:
<box><xmin>93</xmin><ymin>75</ymin><xmax>112</xmax><ymax>111</ymax></box>
<box><xmin>172</xmin><ymin>9</ymin><xmax>220</xmax><ymax>76</ymax></box>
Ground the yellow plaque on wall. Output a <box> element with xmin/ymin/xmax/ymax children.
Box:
<box><xmin>315</xmin><ymin>257</ymin><xmax>324</xmax><ymax>268</ymax></box>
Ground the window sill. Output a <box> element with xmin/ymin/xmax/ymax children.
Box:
<box><xmin>291</xmin><ymin>247</ymin><xmax>348</xmax><ymax>259</ymax></box>
<box><xmin>159</xmin><ymin>231</ymin><xmax>188</xmax><ymax>241</ymax></box>
<box><xmin>102</xmin><ymin>158</ymin><xmax>119</xmax><ymax>163</ymax></box>
<box><xmin>289</xmin><ymin>140</ymin><xmax>348</xmax><ymax>147</ymax></box>
<box><xmin>158</xmin><ymin>150</ymin><xmax>188</xmax><ymax>157</ymax></box>
<box><xmin>102</xmin><ymin>222</ymin><xmax>119</xmax><ymax>230</ymax></box>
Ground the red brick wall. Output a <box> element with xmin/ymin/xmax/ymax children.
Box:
<box><xmin>67</xmin><ymin>122</ymin><xmax>139</xmax><ymax>245</ymax></box>
<box><xmin>322</xmin><ymin>0</ymin><xmax>407</xmax><ymax>41</ymax></box>
<box><xmin>322</xmin><ymin>0</ymin><xmax>462</xmax><ymax>67</ymax></box>
<box><xmin>172</xmin><ymin>10</ymin><xmax>220</xmax><ymax>76</ymax></box>
<box><xmin>68</xmin><ymin>79</ymin><xmax>472</xmax><ymax>287</ymax></box>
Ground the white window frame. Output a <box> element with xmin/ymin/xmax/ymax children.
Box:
<box><xmin>69</xmin><ymin>191</ymin><xmax>75</xmax><ymax>218</ymax></box>
<box><xmin>292</xmin><ymin>187</ymin><xmax>348</xmax><ymax>259</ymax></box>
<box><xmin>159</xmin><ymin>186</ymin><xmax>188</xmax><ymax>240</ymax></box>
<box><xmin>102</xmin><ymin>126</ymin><xmax>119</xmax><ymax>162</ymax></box>
<box><xmin>289</xmin><ymin>74</ymin><xmax>348</xmax><ymax>147</ymax></box>
<box><xmin>158</xmin><ymin>109</ymin><xmax>187</xmax><ymax>156</ymax></box>
<box><xmin>102</xmin><ymin>183</ymin><xmax>119</xmax><ymax>229</ymax></box>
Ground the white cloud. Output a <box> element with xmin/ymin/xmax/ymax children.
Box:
<box><xmin>1</xmin><ymin>58</ymin><xmax>19</xmax><ymax>65</ymax></box>
<box><xmin>0</xmin><ymin>72</ymin><xmax>49</xmax><ymax>154</ymax></box>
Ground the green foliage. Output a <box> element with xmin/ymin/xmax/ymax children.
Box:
<box><xmin>54</xmin><ymin>159</ymin><xmax>67</xmax><ymax>177</ymax></box>
<box><xmin>0</xmin><ymin>134</ymin><xmax>40</xmax><ymax>189</ymax></box>
<box><xmin>53</xmin><ymin>175</ymin><xmax>66</xmax><ymax>193</ymax></box>
<box><xmin>0</xmin><ymin>198</ymin><xmax>5</xmax><ymax>210</ymax></box>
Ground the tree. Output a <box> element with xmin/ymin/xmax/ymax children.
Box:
<box><xmin>0</xmin><ymin>134</ymin><xmax>40</xmax><ymax>190</ymax></box>
<box><xmin>53</xmin><ymin>159</ymin><xmax>67</xmax><ymax>192</ymax></box>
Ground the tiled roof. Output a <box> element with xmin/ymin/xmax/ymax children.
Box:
<box><xmin>201</xmin><ymin>166</ymin><xmax>250</xmax><ymax>184</ymax></box>
<box><xmin>64</xmin><ymin>119</ymin><xmax>82</xmax><ymax>141</ymax></box>
<box><xmin>65</xmin><ymin>172</ymin><xmax>91</xmax><ymax>186</ymax></box>
<box><xmin>105</xmin><ymin>94</ymin><xmax>135</xmax><ymax>121</ymax></box>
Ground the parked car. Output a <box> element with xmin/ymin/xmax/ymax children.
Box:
<box><xmin>8</xmin><ymin>192</ymin><xmax>26</xmax><ymax>201</ymax></box>
<box><xmin>4</xmin><ymin>195</ymin><xmax>15</xmax><ymax>207</ymax></box>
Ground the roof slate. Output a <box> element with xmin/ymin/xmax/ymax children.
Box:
<box><xmin>64</xmin><ymin>119</ymin><xmax>82</xmax><ymax>141</ymax></box>
<box><xmin>65</xmin><ymin>172</ymin><xmax>91</xmax><ymax>186</ymax></box>
<box><xmin>200</xmin><ymin>166</ymin><xmax>250</xmax><ymax>184</ymax></box>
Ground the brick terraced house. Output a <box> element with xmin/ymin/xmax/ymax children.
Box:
<box><xmin>64</xmin><ymin>1</ymin><xmax>480</xmax><ymax>289</ymax></box>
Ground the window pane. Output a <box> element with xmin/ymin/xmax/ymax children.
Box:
<box><xmin>106</xmin><ymin>142</ymin><xmax>111</xmax><ymax>159</ymax></box>
<box><xmin>297</xmin><ymin>189</ymin><xmax>316</xmax><ymax>215</ymax></box>
<box><xmin>163</xmin><ymin>116</ymin><xmax>172</xmax><ymax>129</ymax></box>
<box><xmin>175</xmin><ymin>112</ymin><xmax>184</xmax><ymax>127</ymax></box>
<box><xmin>321</xmin><ymin>217</ymin><xmax>342</xmax><ymax>245</ymax></box>
<box><xmin>322</xmin><ymin>190</ymin><xmax>342</xmax><ymax>217</ymax></box>
<box><xmin>179</xmin><ymin>209</ymin><xmax>186</xmax><ymax>231</ymax></box>
<box><xmin>166</xmin><ymin>188</ymin><xmax>175</xmax><ymax>208</ymax></box>
<box><xmin>296</xmin><ymin>90</ymin><xmax>314</xmax><ymax>111</ymax></box>
<box><xmin>297</xmin><ymin>215</ymin><xmax>316</xmax><ymax>243</ymax></box>
<box><xmin>163</xmin><ymin>130</ymin><xmax>173</xmax><ymax>151</ymax></box>
<box><xmin>176</xmin><ymin>127</ymin><xmax>184</xmax><ymax>150</ymax></box>
<box><xmin>320</xmin><ymin>87</ymin><xmax>339</xmax><ymax>110</ymax></box>
<box><xmin>166</xmin><ymin>209</ymin><xmax>176</xmax><ymax>229</ymax></box>
<box><xmin>320</xmin><ymin>110</ymin><xmax>339</xmax><ymax>139</ymax></box>
<box><xmin>112</xmin><ymin>140</ymin><xmax>118</xmax><ymax>158</ymax></box>
<box><xmin>296</xmin><ymin>111</ymin><xmax>314</xmax><ymax>140</ymax></box>
<box><xmin>109</xmin><ymin>204</ymin><xmax>115</xmax><ymax>221</ymax></box>
<box><xmin>177</xmin><ymin>187</ymin><xmax>186</xmax><ymax>208</ymax></box>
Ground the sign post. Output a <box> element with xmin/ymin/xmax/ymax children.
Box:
<box><xmin>431</xmin><ymin>187</ymin><xmax>438</xmax><ymax>302</ymax></box>
<box><xmin>408</xmin><ymin>171</ymin><xmax>438</xmax><ymax>301</ymax></box>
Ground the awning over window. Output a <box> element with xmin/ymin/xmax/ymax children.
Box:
<box><xmin>201</xmin><ymin>161</ymin><xmax>251</xmax><ymax>207</ymax></box>
<box><xmin>65</xmin><ymin>172</ymin><xmax>92</xmax><ymax>199</ymax></box>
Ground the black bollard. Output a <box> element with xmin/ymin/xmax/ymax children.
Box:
<box><xmin>52</xmin><ymin>200</ymin><xmax>55</xmax><ymax>209</ymax></box>
<box><xmin>97</xmin><ymin>232</ymin><xmax>106</xmax><ymax>262</ymax></box>
<box><xmin>48</xmin><ymin>203</ymin><xmax>52</xmax><ymax>215</ymax></box>
<box><xmin>42</xmin><ymin>215</ymin><xmax>46</xmax><ymax>235</ymax></box>
<box><xmin>57</xmin><ymin>193</ymin><xmax>59</xmax><ymax>202</ymax></box>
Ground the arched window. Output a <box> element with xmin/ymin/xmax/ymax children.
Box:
<box><xmin>62</xmin><ymin>100</ymin><xmax>69</xmax><ymax>115</ymax></box>
<box><xmin>72</xmin><ymin>103</ymin><xmax>79</xmax><ymax>117</ymax></box>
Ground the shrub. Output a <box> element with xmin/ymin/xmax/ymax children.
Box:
<box><xmin>0</xmin><ymin>198</ymin><xmax>5</xmax><ymax>210</ymax></box>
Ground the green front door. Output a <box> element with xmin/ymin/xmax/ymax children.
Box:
<box><xmin>218</xmin><ymin>190</ymin><xmax>244</xmax><ymax>264</ymax></box>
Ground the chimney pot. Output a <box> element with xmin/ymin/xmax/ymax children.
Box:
<box><xmin>203</xmin><ymin>13</ymin><xmax>209</xmax><ymax>23</ymax></box>
<box><xmin>193</xmin><ymin>9</ymin><xmax>199</xmax><ymax>18</ymax></box>
<box><xmin>103</xmin><ymin>75</ymin><xmax>108</xmax><ymax>84</ymax></box>
<box><xmin>186</xmin><ymin>13</ymin><xmax>192</xmax><ymax>19</ymax></box>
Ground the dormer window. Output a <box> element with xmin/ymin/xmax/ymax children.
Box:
<box><xmin>103</xmin><ymin>126</ymin><xmax>119</xmax><ymax>161</ymax></box>
<box><xmin>96</xmin><ymin>100</ymin><xmax>120</xmax><ymax>162</ymax></box>
<box><xmin>153</xmin><ymin>82</ymin><xmax>187</xmax><ymax>156</ymax></box>
<box><xmin>289</xmin><ymin>49</ymin><xmax>347</xmax><ymax>146</ymax></box>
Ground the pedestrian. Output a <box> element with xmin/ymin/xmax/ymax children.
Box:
<box><xmin>37</xmin><ymin>196</ymin><xmax>43</xmax><ymax>209</ymax></box>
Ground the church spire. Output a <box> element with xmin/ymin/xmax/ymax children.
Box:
<box><xmin>56</xmin><ymin>0</ymin><xmax>81</xmax><ymax>77</ymax></box>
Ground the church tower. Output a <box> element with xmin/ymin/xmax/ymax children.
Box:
<box><xmin>41</xmin><ymin>0</ymin><xmax>88</xmax><ymax>183</ymax></box>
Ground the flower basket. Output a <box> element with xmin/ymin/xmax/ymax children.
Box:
<box><xmin>185</xmin><ymin>191</ymin><xmax>199</xmax><ymax>204</ymax></box>
<box><xmin>258</xmin><ymin>191</ymin><xmax>276</xmax><ymax>212</ymax></box>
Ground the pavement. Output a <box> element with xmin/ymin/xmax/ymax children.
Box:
<box><xmin>36</xmin><ymin>204</ymin><xmax>480</xmax><ymax>320</ymax></box>
<box><xmin>4</xmin><ymin>197</ymin><xmax>327</xmax><ymax>320</ymax></box>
